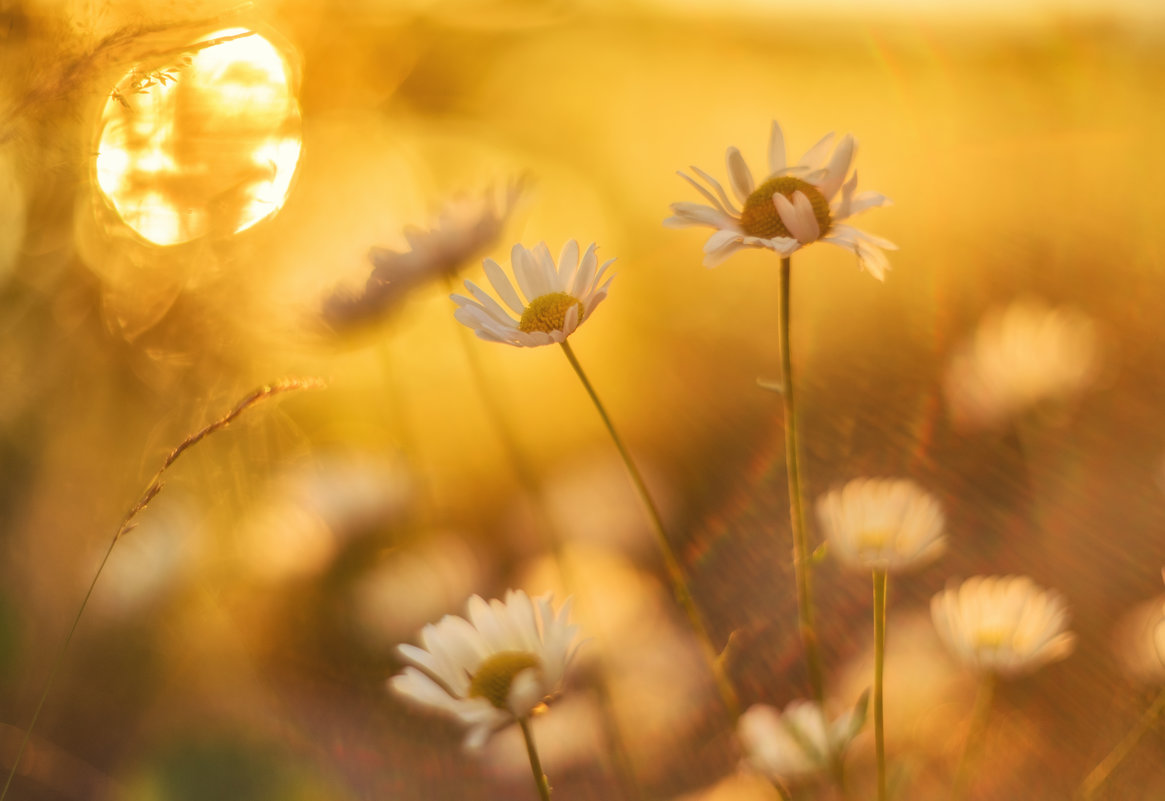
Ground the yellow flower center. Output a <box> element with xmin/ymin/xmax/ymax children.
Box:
<box><xmin>468</xmin><ymin>651</ymin><xmax>542</xmax><ymax>710</ymax></box>
<box><xmin>519</xmin><ymin>291</ymin><xmax>583</xmax><ymax>334</ymax></box>
<box><xmin>974</xmin><ymin>628</ymin><xmax>1009</xmax><ymax>650</ymax></box>
<box><xmin>858</xmin><ymin>528</ymin><xmax>893</xmax><ymax>551</ymax></box>
<box><xmin>739</xmin><ymin>176</ymin><xmax>832</xmax><ymax>239</ymax></box>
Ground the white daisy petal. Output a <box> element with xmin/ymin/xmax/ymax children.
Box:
<box><xmin>819</xmin><ymin>133</ymin><xmax>855</xmax><ymax>200</ymax></box>
<box><xmin>739</xmin><ymin>700</ymin><xmax>862</xmax><ymax>783</ymax></box>
<box><xmin>942</xmin><ymin>299</ymin><xmax>1100</xmax><ymax>429</ymax></box>
<box><xmin>557</xmin><ymin>239</ymin><xmax>580</xmax><ymax>284</ymax></box>
<box><xmin>848</xmin><ymin>190</ymin><xmax>893</xmax><ymax>216</ymax></box>
<box><xmin>690</xmin><ymin>165</ymin><xmax>742</xmax><ymax>215</ymax></box>
<box><xmin>389</xmin><ymin>590</ymin><xmax>580</xmax><ymax>750</ymax></box>
<box><xmin>797</xmin><ymin>131</ymin><xmax>836</xmax><ymax>170</ymax></box>
<box><xmin>483</xmin><ymin>258</ymin><xmax>525</xmax><ymax>315</ymax></box>
<box><xmin>451</xmin><ymin>243</ymin><xmax>611</xmax><ymax>348</ymax></box>
<box><xmin>677</xmin><ymin>171</ymin><xmax>732</xmax><ymax>215</ymax></box>
<box><xmin>668</xmin><ymin>121</ymin><xmax>890</xmax><ymax>278</ymax></box>
<box><xmin>324</xmin><ymin>182</ymin><xmax>520</xmax><ymax>330</ymax></box>
<box><xmin>510</xmin><ymin>243</ymin><xmax>541</xmax><ymax>303</ymax></box>
<box><xmin>931</xmin><ymin>575</ymin><xmax>1076</xmax><ymax>677</ymax></box>
<box><xmin>816</xmin><ymin>478</ymin><xmax>946</xmax><ymax>573</ymax></box>
<box><xmin>767</xmin><ymin>119</ymin><xmax>787</xmax><ymax>174</ymax></box>
<box><xmin>726</xmin><ymin>146</ymin><xmax>755</xmax><ymax>203</ymax></box>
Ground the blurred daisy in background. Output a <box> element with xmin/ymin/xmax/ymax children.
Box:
<box><xmin>737</xmin><ymin>698</ymin><xmax>866</xmax><ymax>784</ymax></box>
<box><xmin>930</xmin><ymin>575</ymin><xmax>1076</xmax><ymax>677</ymax></box>
<box><xmin>943</xmin><ymin>298</ymin><xmax>1101</xmax><ymax>430</ymax></box>
<box><xmin>390</xmin><ymin>589</ymin><xmax>581</xmax><ymax>750</ymax></box>
<box><xmin>1113</xmin><ymin>591</ymin><xmax>1165</xmax><ymax>683</ymax></box>
<box><xmin>451</xmin><ymin>240</ymin><xmax>614</xmax><ymax>347</ymax></box>
<box><xmin>817</xmin><ymin>478</ymin><xmax>947</xmax><ymax>574</ymax></box>
<box><xmin>664</xmin><ymin>120</ymin><xmax>894</xmax><ymax>278</ymax></box>
<box><xmin>323</xmin><ymin>180</ymin><xmax>523</xmax><ymax>330</ymax></box>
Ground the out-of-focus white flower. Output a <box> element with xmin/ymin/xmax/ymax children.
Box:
<box><xmin>816</xmin><ymin>478</ymin><xmax>946</xmax><ymax>573</ymax></box>
<box><xmin>451</xmin><ymin>240</ymin><xmax>614</xmax><ymax>347</ymax></box>
<box><xmin>943</xmin><ymin>298</ymin><xmax>1100</xmax><ymax>430</ymax></box>
<box><xmin>665</xmin><ymin>120</ymin><xmax>895</xmax><ymax>278</ymax></box>
<box><xmin>389</xmin><ymin>589</ymin><xmax>581</xmax><ymax>750</ymax></box>
<box><xmin>930</xmin><ymin>575</ymin><xmax>1076</xmax><ymax>677</ymax></box>
<box><xmin>324</xmin><ymin>181</ymin><xmax>522</xmax><ymax>329</ymax></box>
<box><xmin>738</xmin><ymin>699</ymin><xmax>865</xmax><ymax>783</ymax></box>
<box><xmin>1114</xmin><ymin>593</ymin><xmax>1165</xmax><ymax>683</ymax></box>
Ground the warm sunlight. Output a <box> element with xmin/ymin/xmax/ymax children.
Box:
<box><xmin>94</xmin><ymin>28</ymin><xmax>302</xmax><ymax>246</ymax></box>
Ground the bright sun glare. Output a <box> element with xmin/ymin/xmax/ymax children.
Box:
<box><xmin>94</xmin><ymin>28</ymin><xmax>302</xmax><ymax>246</ymax></box>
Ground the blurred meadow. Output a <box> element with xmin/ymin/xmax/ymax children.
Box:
<box><xmin>2</xmin><ymin>0</ymin><xmax>1165</xmax><ymax>798</ymax></box>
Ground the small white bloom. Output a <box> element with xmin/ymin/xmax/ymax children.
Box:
<box><xmin>451</xmin><ymin>240</ymin><xmax>614</xmax><ymax>347</ymax></box>
<box><xmin>389</xmin><ymin>589</ymin><xmax>581</xmax><ymax>750</ymax></box>
<box><xmin>665</xmin><ymin>120</ymin><xmax>895</xmax><ymax>279</ymax></box>
<box><xmin>816</xmin><ymin>478</ymin><xmax>946</xmax><ymax>573</ymax></box>
<box><xmin>738</xmin><ymin>699</ymin><xmax>864</xmax><ymax>783</ymax></box>
<box><xmin>930</xmin><ymin>575</ymin><xmax>1076</xmax><ymax>677</ymax></box>
<box><xmin>943</xmin><ymin>298</ymin><xmax>1100</xmax><ymax>430</ymax></box>
<box><xmin>324</xmin><ymin>181</ymin><xmax>522</xmax><ymax>329</ymax></box>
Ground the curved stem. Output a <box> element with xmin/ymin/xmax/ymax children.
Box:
<box><xmin>1077</xmin><ymin>685</ymin><xmax>1165</xmax><ymax>800</ymax></box>
<box><xmin>950</xmin><ymin>673</ymin><xmax>996</xmax><ymax>801</ymax></box>
<box><xmin>778</xmin><ymin>255</ymin><xmax>825</xmax><ymax>704</ymax></box>
<box><xmin>448</xmin><ymin>297</ymin><xmax>641</xmax><ymax>800</ymax></box>
<box><xmin>520</xmin><ymin>718</ymin><xmax>553</xmax><ymax>801</ymax></box>
<box><xmin>872</xmin><ymin>570</ymin><xmax>888</xmax><ymax>801</ymax></box>
<box><xmin>559</xmin><ymin>340</ymin><xmax>740</xmax><ymax>722</ymax></box>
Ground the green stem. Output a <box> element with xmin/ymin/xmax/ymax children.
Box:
<box><xmin>448</xmin><ymin>295</ymin><xmax>642</xmax><ymax>800</ymax></box>
<box><xmin>872</xmin><ymin>570</ymin><xmax>888</xmax><ymax>801</ymax></box>
<box><xmin>520</xmin><ymin>717</ymin><xmax>553</xmax><ymax>801</ymax></box>
<box><xmin>1077</xmin><ymin>685</ymin><xmax>1165</xmax><ymax>800</ymax></box>
<box><xmin>559</xmin><ymin>340</ymin><xmax>740</xmax><ymax>722</ymax></box>
<box><xmin>950</xmin><ymin>673</ymin><xmax>996</xmax><ymax>801</ymax></box>
<box><xmin>778</xmin><ymin>255</ymin><xmax>825</xmax><ymax>704</ymax></box>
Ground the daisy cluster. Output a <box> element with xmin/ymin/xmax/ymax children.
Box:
<box><xmin>350</xmin><ymin>119</ymin><xmax>1150</xmax><ymax>801</ymax></box>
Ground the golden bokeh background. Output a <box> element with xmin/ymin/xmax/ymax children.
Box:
<box><xmin>1</xmin><ymin>0</ymin><xmax>1164</xmax><ymax>799</ymax></box>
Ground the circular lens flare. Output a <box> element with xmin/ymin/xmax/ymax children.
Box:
<box><xmin>95</xmin><ymin>28</ymin><xmax>302</xmax><ymax>246</ymax></box>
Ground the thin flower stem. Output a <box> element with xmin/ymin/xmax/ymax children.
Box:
<box><xmin>872</xmin><ymin>569</ymin><xmax>888</xmax><ymax>801</ymax></box>
<box><xmin>1077</xmin><ymin>684</ymin><xmax>1165</xmax><ymax>800</ymax></box>
<box><xmin>558</xmin><ymin>340</ymin><xmax>741</xmax><ymax>722</ymax></box>
<box><xmin>0</xmin><ymin>379</ymin><xmax>323</xmax><ymax>801</ymax></box>
<box><xmin>448</xmin><ymin>295</ymin><xmax>642</xmax><ymax>801</ymax></box>
<box><xmin>769</xmin><ymin>778</ymin><xmax>794</xmax><ymax>801</ymax></box>
<box><xmin>376</xmin><ymin>339</ymin><xmax>436</xmax><ymax>522</ymax></box>
<box><xmin>778</xmin><ymin>255</ymin><xmax>825</xmax><ymax>704</ymax></box>
<box><xmin>949</xmin><ymin>673</ymin><xmax>996</xmax><ymax>801</ymax></box>
<box><xmin>520</xmin><ymin>717</ymin><xmax>553</xmax><ymax>801</ymax></box>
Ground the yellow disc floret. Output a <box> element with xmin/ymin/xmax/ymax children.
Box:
<box><xmin>519</xmin><ymin>292</ymin><xmax>584</xmax><ymax>334</ymax></box>
<box><xmin>469</xmin><ymin>651</ymin><xmax>542</xmax><ymax>710</ymax></box>
<box><xmin>857</xmin><ymin>528</ymin><xmax>892</xmax><ymax>552</ymax></box>
<box><xmin>739</xmin><ymin>176</ymin><xmax>832</xmax><ymax>239</ymax></box>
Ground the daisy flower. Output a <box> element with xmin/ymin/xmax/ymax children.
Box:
<box><xmin>816</xmin><ymin>478</ymin><xmax>947</xmax><ymax>573</ymax></box>
<box><xmin>930</xmin><ymin>575</ymin><xmax>1076</xmax><ymax>677</ymax></box>
<box><xmin>664</xmin><ymin>120</ymin><xmax>895</xmax><ymax>278</ymax></box>
<box><xmin>738</xmin><ymin>699</ymin><xmax>865</xmax><ymax>783</ymax></box>
<box><xmin>451</xmin><ymin>240</ymin><xmax>614</xmax><ymax>347</ymax></box>
<box><xmin>389</xmin><ymin>589</ymin><xmax>582</xmax><ymax>750</ymax></box>
<box><xmin>323</xmin><ymin>180</ymin><xmax>522</xmax><ymax>330</ymax></box>
<box><xmin>943</xmin><ymin>298</ymin><xmax>1101</xmax><ymax>430</ymax></box>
